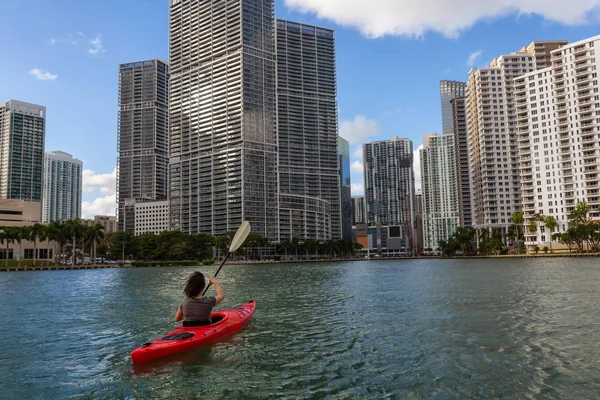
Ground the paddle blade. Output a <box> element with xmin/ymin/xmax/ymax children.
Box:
<box><xmin>229</xmin><ymin>221</ymin><xmax>251</xmax><ymax>252</ymax></box>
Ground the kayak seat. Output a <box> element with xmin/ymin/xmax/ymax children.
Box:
<box><xmin>160</xmin><ymin>333</ymin><xmax>195</xmax><ymax>341</ymax></box>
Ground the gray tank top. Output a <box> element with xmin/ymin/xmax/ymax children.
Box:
<box><xmin>180</xmin><ymin>296</ymin><xmax>217</xmax><ymax>322</ymax></box>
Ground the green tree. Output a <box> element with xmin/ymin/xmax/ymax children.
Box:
<box><xmin>527</xmin><ymin>220</ymin><xmax>538</xmax><ymax>252</ymax></box>
<box><xmin>543</xmin><ymin>216</ymin><xmax>558</xmax><ymax>254</ymax></box>
<box><xmin>454</xmin><ymin>227</ymin><xmax>476</xmax><ymax>254</ymax></box>
<box><xmin>29</xmin><ymin>223</ymin><xmax>45</xmax><ymax>266</ymax></box>
<box><xmin>290</xmin><ymin>237</ymin><xmax>300</xmax><ymax>259</ymax></box>
<box><xmin>14</xmin><ymin>226</ymin><xmax>31</xmax><ymax>267</ymax></box>
<box><xmin>569</xmin><ymin>201</ymin><xmax>590</xmax><ymax>226</ymax></box>
<box><xmin>587</xmin><ymin>221</ymin><xmax>600</xmax><ymax>253</ymax></box>
<box><xmin>86</xmin><ymin>223</ymin><xmax>105</xmax><ymax>261</ymax></box>
<box><xmin>0</xmin><ymin>227</ymin><xmax>15</xmax><ymax>267</ymax></box>
<box><xmin>509</xmin><ymin>212</ymin><xmax>525</xmax><ymax>253</ymax></box>
<box><xmin>64</xmin><ymin>219</ymin><xmax>85</xmax><ymax>265</ymax></box>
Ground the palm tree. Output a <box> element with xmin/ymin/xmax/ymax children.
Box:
<box><xmin>543</xmin><ymin>216</ymin><xmax>558</xmax><ymax>254</ymax></box>
<box><xmin>87</xmin><ymin>223</ymin><xmax>105</xmax><ymax>261</ymax></box>
<box><xmin>290</xmin><ymin>237</ymin><xmax>299</xmax><ymax>259</ymax></box>
<box><xmin>49</xmin><ymin>221</ymin><xmax>66</xmax><ymax>264</ymax></box>
<box><xmin>64</xmin><ymin>219</ymin><xmax>84</xmax><ymax>265</ymax></box>
<box><xmin>509</xmin><ymin>212</ymin><xmax>524</xmax><ymax>253</ymax></box>
<box><xmin>14</xmin><ymin>226</ymin><xmax>31</xmax><ymax>268</ymax></box>
<box><xmin>29</xmin><ymin>223</ymin><xmax>45</xmax><ymax>267</ymax></box>
<box><xmin>40</xmin><ymin>224</ymin><xmax>52</xmax><ymax>266</ymax></box>
<box><xmin>0</xmin><ymin>227</ymin><xmax>15</xmax><ymax>267</ymax></box>
<box><xmin>527</xmin><ymin>220</ymin><xmax>538</xmax><ymax>252</ymax></box>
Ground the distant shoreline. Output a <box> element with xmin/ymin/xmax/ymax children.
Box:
<box><xmin>1</xmin><ymin>252</ymin><xmax>599</xmax><ymax>272</ymax></box>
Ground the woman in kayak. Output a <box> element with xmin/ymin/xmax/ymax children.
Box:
<box><xmin>175</xmin><ymin>271</ymin><xmax>224</xmax><ymax>326</ymax></box>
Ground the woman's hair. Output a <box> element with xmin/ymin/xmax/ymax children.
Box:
<box><xmin>184</xmin><ymin>271</ymin><xmax>206</xmax><ymax>298</ymax></box>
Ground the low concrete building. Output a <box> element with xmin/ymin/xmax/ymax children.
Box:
<box><xmin>353</xmin><ymin>223</ymin><xmax>411</xmax><ymax>257</ymax></box>
<box><xmin>134</xmin><ymin>200</ymin><xmax>169</xmax><ymax>236</ymax></box>
<box><xmin>0</xmin><ymin>199</ymin><xmax>54</xmax><ymax>261</ymax></box>
<box><xmin>81</xmin><ymin>215</ymin><xmax>117</xmax><ymax>233</ymax></box>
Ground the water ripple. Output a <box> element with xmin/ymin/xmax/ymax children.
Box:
<box><xmin>2</xmin><ymin>260</ymin><xmax>600</xmax><ymax>398</ymax></box>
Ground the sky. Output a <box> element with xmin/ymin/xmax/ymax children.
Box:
<box><xmin>1</xmin><ymin>0</ymin><xmax>600</xmax><ymax>218</ymax></box>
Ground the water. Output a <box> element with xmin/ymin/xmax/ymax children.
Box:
<box><xmin>1</xmin><ymin>259</ymin><xmax>600</xmax><ymax>399</ymax></box>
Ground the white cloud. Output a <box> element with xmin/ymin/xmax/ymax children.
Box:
<box><xmin>413</xmin><ymin>145</ymin><xmax>424</xmax><ymax>192</ymax></box>
<box><xmin>29</xmin><ymin>68</ymin><xmax>58</xmax><ymax>81</ymax></box>
<box><xmin>351</xmin><ymin>182</ymin><xmax>365</xmax><ymax>196</ymax></box>
<box><xmin>351</xmin><ymin>160</ymin><xmax>364</xmax><ymax>174</ymax></box>
<box><xmin>82</xmin><ymin>194</ymin><xmax>116</xmax><ymax>219</ymax></box>
<box><xmin>467</xmin><ymin>50</ymin><xmax>483</xmax><ymax>67</ymax></box>
<box><xmin>88</xmin><ymin>34</ymin><xmax>105</xmax><ymax>55</ymax></box>
<box><xmin>83</xmin><ymin>168</ymin><xmax>116</xmax><ymax>193</ymax></box>
<box><xmin>50</xmin><ymin>32</ymin><xmax>85</xmax><ymax>45</ymax></box>
<box><xmin>353</xmin><ymin>147</ymin><xmax>363</xmax><ymax>160</ymax></box>
<box><xmin>283</xmin><ymin>0</ymin><xmax>600</xmax><ymax>38</ymax></box>
<box><xmin>340</xmin><ymin>115</ymin><xmax>381</xmax><ymax>145</ymax></box>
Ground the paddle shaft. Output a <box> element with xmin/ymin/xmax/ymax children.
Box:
<box><xmin>202</xmin><ymin>251</ymin><xmax>231</xmax><ymax>296</ymax></box>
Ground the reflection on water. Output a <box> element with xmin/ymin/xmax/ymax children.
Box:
<box><xmin>2</xmin><ymin>259</ymin><xmax>600</xmax><ymax>399</ymax></box>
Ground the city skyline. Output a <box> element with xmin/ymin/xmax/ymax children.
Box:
<box><xmin>3</xmin><ymin>1</ymin><xmax>600</xmax><ymax>217</ymax></box>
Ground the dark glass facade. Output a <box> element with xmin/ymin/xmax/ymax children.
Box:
<box><xmin>169</xmin><ymin>0</ymin><xmax>278</xmax><ymax>238</ymax></box>
<box><xmin>117</xmin><ymin>59</ymin><xmax>169</xmax><ymax>232</ymax></box>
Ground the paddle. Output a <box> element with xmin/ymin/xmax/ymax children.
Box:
<box><xmin>202</xmin><ymin>221</ymin><xmax>251</xmax><ymax>296</ymax></box>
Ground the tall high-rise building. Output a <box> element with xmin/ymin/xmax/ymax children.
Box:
<box><xmin>169</xmin><ymin>0</ymin><xmax>278</xmax><ymax>239</ymax></box>
<box><xmin>420</xmin><ymin>133</ymin><xmax>459</xmax><ymax>251</ymax></box>
<box><xmin>276</xmin><ymin>19</ymin><xmax>339</xmax><ymax>241</ymax></box>
<box><xmin>364</xmin><ymin>136</ymin><xmax>416</xmax><ymax>250</ymax></box>
<box><xmin>466</xmin><ymin>41</ymin><xmax>567</xmax><ymax>236</ymax></box>
<box><xmin>440</xmin><ymin>80</ymin><xmax>466</xmax><ymax>134</ymax></box>
<box><xmin>337</xmin><ymin>136</ymin><xmax>352</xmax><ymax>241</ymax></box>
<box><xmin>515</xmin><ymin>35</ymin><xmax>600</xmax><ymax>248</ymax></box>
<box><xmin>117</xmin><ymin>59</ymin><xmax>169</xmax><ymax>232</ymax></box>
<box><xmin>450</xmin><ymin>97</ymin><xmax>472</xmax><ymax>227</ymax></box>
<box><xmin>414</xmin><ymin>191</ymin><xmax>424</xmax><ymax>254</ymax></box>
<box><xmin>0</xmin><ymin>100</ymin><xmax>46</xmax><ymax>202</ymax></box>
<box><xmin>42</xmin><ymin>151</ymin><xmax>83</xmax><ymax>222</ymax></box>
<box><xmin>351</xmin><ymin>196</ymin><xmax>366</xmax><ymax>226</ymax></box>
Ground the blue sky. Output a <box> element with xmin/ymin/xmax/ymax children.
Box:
<box><xmin>1</xmin><ymin>0</ymin><xmax>599</xmax><ymax>217</ymax></box>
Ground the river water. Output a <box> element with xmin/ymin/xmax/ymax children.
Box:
<box><xmin>1</xmin><ymin>259</ymin><xmax>600</xmax><ymax>399</ymax></box>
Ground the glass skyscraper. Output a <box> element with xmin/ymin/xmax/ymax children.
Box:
<box><xmin>0</xmin><ymin>100</ymin><xmax>45</xmax><ymax>202</ymax></box>
<box><xmin>338</xmin><ymin>136</ymin><xmax>352</xmax><ymax>241</ymax></box>
<box><xmin>364</xmin><ymin>136</ymin><xmax>416</xmax><ymax>252</ymax></box>
<box><xmin>276</xmin><ymin>19</ymin><xmax>340</xmax><ymax>241</ymax></box>
<box><xmin>169</xmin><ymin>0</ymin><xmax>278</xmax><ymax>239</ymax></box>
<box><xmin>117</xmin><ymin>59</ymin><xmax>169</xmax><ymax>232</ymax></box>
<box><xmin>440</xmin><ymin>80</ymin><xmax>466</xmax><ymax>135</ymax></box>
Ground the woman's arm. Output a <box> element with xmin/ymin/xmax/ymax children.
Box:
<box><xmin>210</xmin><ymin>276</ymin><xmax>224</xmax><ymax>305</ymax></box>
<box><xmin>174</xmin><ymin>305</ymin><xmax>183</xmax><ymax>321</ymax></box>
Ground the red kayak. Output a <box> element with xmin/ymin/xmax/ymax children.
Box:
<box><xmin>131</xmin><ymin>300</ymin><xmax>256</xmax><ymax>365</ymax></box>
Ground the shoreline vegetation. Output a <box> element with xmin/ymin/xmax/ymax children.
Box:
<box><xmin>3</xmin><ymin>252</ymin><xmax>600</xmax><ymax>272</ymax></box>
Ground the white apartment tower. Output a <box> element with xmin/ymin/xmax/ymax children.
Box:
<box><xmin>420</xmin><ymin>134</ymin><xmax>459</xmax><ymax>251</ymax></box>
<box><xmin>42</xmin><ymin>151</ymin><xmax>83</xmax><ymax>222</ymax></box>
<box><xmin>515</xmin><ymin>35</ymin><xmax>600</xmax><ymax>247</ymax></box>
<box><xmin>466</xmin><ymin>41</ymin><xmax>567</xmax><ymax>236</ymax></box>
